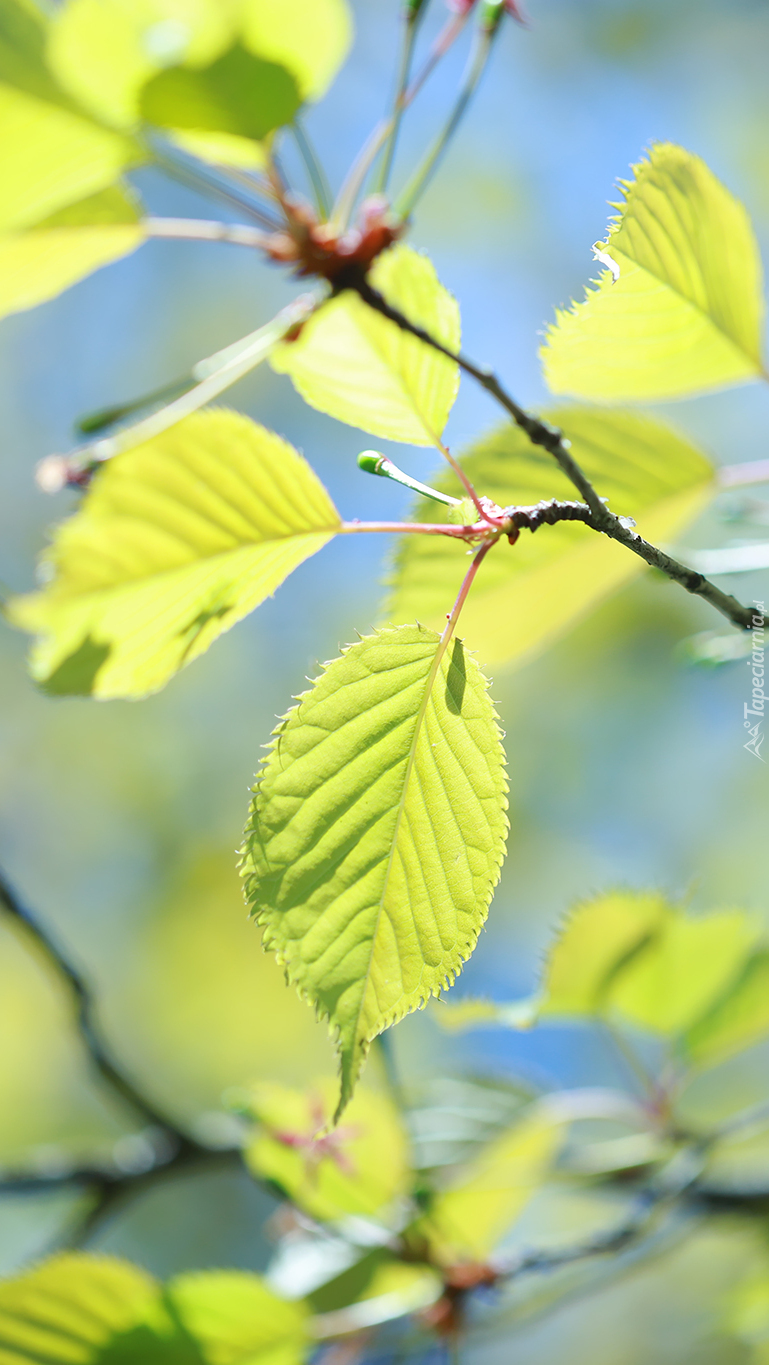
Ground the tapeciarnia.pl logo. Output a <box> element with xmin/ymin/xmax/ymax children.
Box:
<box><xmin>744</xmin><ymin>601</ymin><xmax>766</xmax><ymax>762</ymax></box>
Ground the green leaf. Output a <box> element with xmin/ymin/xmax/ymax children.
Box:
<box><xmin>154</xmin><ymin>1272</ymin><xmax>309</xmax><ymax>1365</ymax></box>
<box><xmin>388</xmin><ymin>408</ymin><xmax>713</xmax><ymax>668</ymax></box>
<box><xmin>608</xmin><ymin>907</ymin><xmax>761</xmax><ymax>1036</ymax></box>
<box><xmin>240</xmin><ymin>623</ymin><xmax>508</xmax><ymax>1119</ymax></box>
<box><xmin>243</xmin><ymin>1080</ymin><xmax>412</xmax><ymax>1223</ymax></box>
<box><xmin>538</xmin><ymin>890</ymin><xmax>669</xmax><ymax>1019</ymax></box>
<box><xmin>0</xmin><ymin>82</ymin><xmax>139</xmax><ymax>232</ymax></box>
<box><xmin>0</xmin><ymin>0</ymin><xmax>79</xmax><ymax>109</ymax></box>
<box><xmin>0</xmin><ymin>1253</ymin><xmax>157</xmax><ymax>1362</ymax></box>
<box><xmin>0</xmin><ymin>184</ymin><xmax>144</xmax><ymax>321</ymax></box>
<box><xmin>0</xmin><ymin>1254</ymin><xmax>310</xmax><ymax>1365</ymax></box>
<box><xmin>240</xmin><ymin>0</ymin><xmax>353</xmax><ymax>102</ymax></box>
<box><xmin>270</xmin><ymin>245</ymin><xmax>461</xmax><ymax>446</ymax></box>
<box><xmin>684</xmin><ymin>950</ymin><xmax>769</xmax><ymax>1066</ymax></box>
<box><xmin>8</xmin><ymin>410</ymin><xmax>341</xmax><ymax>699</ymax></box>
<box><xmin>140</xmin><ymin>43</ymin><xmax>300</xmax><ymax>141</ymax></box>
<box><xmin>47</xmin><ymin>0</ymin><xmax>234</xmax><ymax>129</ymax></box>
<box><xmin>541</xmin><ymin>143</ymin><xmax>766</xmax><ymax>401</ymax></box>
<box><xmin>534</xmin><ymin>892</ymin><xmax>761</xmax><ymax>1037</ymax></box>
<box><xmin>423</xmin><ymin>1113</ymin><xmax>560</xmax><ymax>1263</ymax></box>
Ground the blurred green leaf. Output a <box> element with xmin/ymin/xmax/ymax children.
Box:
<box><xmin>542</xmin><ymin>143</ymin><xmax>765</xmax><ymax>401</ymax></box>
<box><xmin>0</xmin><ymin>1253</ymin><xmax>310</xmax><ymax>1364</ymax></box>
<box><xmin>423</xmin><ymin>1113</ymin><xmax>561</xmax><ymax>1263</ymax></box>
<box><xmin>0</xmin><ymin>82</ymin><xmax>139</xmax><ymax>232</ymax></box>
<box><xmin>0</xmin><ymin>0</ymin><xmax>80</xmax><ymax>109</ymax></box>
<box><xmin>388</xmin><ymin>409</ymin><xmax>713</xmax><ymax>667</ymax></box>
<box><xmin>140</xmin><ymin>43</ymin><xmax>300</xmax><ymax>141</ymax></box>
<box><xmin>47</xmin><ymin>0</ymin><xmax>233</xmax><ymax>129</ymax></box>
<box><xmin>240</xmin><ymin>0</ymin><xmax>352</xmax><ymax>102</ymax></box>
<box><xmin>241</xmin><ymin>624</ymin><xmax>508</xmax><ymax>1119</ymax></box>
<box><xmin>538</xmin><ymin>890</ymin><xmax>669</xmax><ymax>1019</ymax></box>
<box><xmin>0</xmin><ymin>1253</ymin><xmax>157</xmax><ymax>1362</ymax></box>
<box><xmin>9</xmin><ymin>410</ymin><xmax>341</xmax><ymax>699</ymax></box>
<box><xmin>0</xmin><ymin>184</ymin><xmax>144</xmax><ymax>320</ymax></box>
<box><xmin>244</xmin><ymin>1081</ymin><xmax>412</xmax><ymax>1223</ymax></box>
<box><xmin>609</xmin><ymin>907</ymin><xmax>761</xmax><ymax>1036</ymax></box>
<box><xmin>270</xmin><ymin>245</ymin><xmax>461</xmax><ymax>446</ymax></box>
<box><xmin>153</xmin><ymin>1272</ymin><xmax>310</xmax><ymax>1365</ymax></box>
<box><xmin>684</xmin><ymin>949</ymin><xmax>769</xmax><ymax>1066</ymax></box>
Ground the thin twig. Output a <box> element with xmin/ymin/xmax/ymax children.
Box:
<box><xmin>291</xmin><ymin>119</ymin><xmax>332</xmax><ymax>220</ymax></box>
<box><xmin>376</xmin><ymin>3</ymin><xmax>424</xmax><ymax>196</ymax></box>
<box><xmin>0</xmin><ymin>868</ymin><xmax>185</xmax><ymax>1138</ymax></box>
<box><xmin>345</xmin><ymin>275</ymin><xmax>768</xmax><ymax>634</ymax></box>
<box><xmin>142</xmin><ymin>218</ymin><xmax>271</xmax><ymax>248</ymax></box>
<box><xmin>396</xmin><ymin>21</ymin><xmax>499</xmax><ymax>220</ymax></box>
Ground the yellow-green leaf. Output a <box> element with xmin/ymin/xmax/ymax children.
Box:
<box><xmin>244</xmin><ymin>1081</ymin><xmax>411</xmax><ymax>1223</ymax></box>
<box><xmin>0</xmin><ymin>1253</ymin><xmax>157</xmax><ymax>1362</ymax></box>
<box><xmin>8</xmin><ymin>410</ymin><xmax>341</xmax><ymax>699</ymax></box>
<box><xmin>538</xmin><ymin>890</ymin><xmax>669</xmax><ymax>1019</ymax></box>
<box><xmin>140</xmin><ymin>41</ymin><xmax>299</xmax><ymax>141</ymax></box>
<box><xmin>388</xmin><ymin>408</ymin><xmax>713</xmax><ymax>668</ymax></box>
<box><xmin>157</xmin><ymin>1271</ymin><xmax>309</xmax><ymax>1365</ymax></box>
<box><xmin>47</xmin><ymin>0</ymin><xmax>234</xmax><ymax>129</ymax></box>
<box><xmin>609</xmin><ymin>908</ymin><xmax>761</xmax><ymax>1036</ymax></box>
<box><xmin>240</xmin><ymin>624</ymin><xmax>508</xmax><ymax>1119</ymax></box>
<box><xmin>0</xmin><ymin>81</ymin><xmax>139</xmax><ymax>231</ymax></box>
<box><xmin>0</xmin><ymin>1254</ymin><xmax>310</xmax><ymax>1365</ymax></box>
<box><xmin>541</xmin><ymin>143</ymin><xmax>766</xmax><ymax>401</ymax></box>
<box><xmin>0</xmin><ymin>184</ymin><xmax>144</xmax><ymax>320</ymax></box>
<box><xmin>270</xmin><ymin>245</ymin><xmax>460</xmax><ymax>446</ymax></box>
<box><xmin>0</xmin><ymin>0</ymin><xmax>80</xmax><ymax>110</ymax></box>
<box><xmin>240</xmin><ymin>0</ymin><xmax>352</xmax><ymax>102</ymax></box>
<box><xmin>423</xmin><ymin>1113</ymin><xmax>560</xmax><ymax>1264</ymax></box>
<box><xmin>685</xmin><ymin>950</ymin><xmax>769</xmax><ymax>1067</ymax></box>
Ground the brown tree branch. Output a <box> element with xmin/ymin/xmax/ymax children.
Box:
<box><xmin>344</xmin><ymin>273</ymin><xmax>767</xmax><ymax>634</ymax></box>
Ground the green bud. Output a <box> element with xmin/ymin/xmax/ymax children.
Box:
<box><xmin>357</xmin><ymin>450</ymin><xmax>387</xmax><ymax>475</ymax></box>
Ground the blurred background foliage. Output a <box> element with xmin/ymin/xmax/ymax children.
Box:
<box><xmin>1</xmin><ymin>0</ymin><xmax>768</xmax><ymax>1360</ymax></box>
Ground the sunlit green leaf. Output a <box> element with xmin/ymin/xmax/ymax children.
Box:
<box><xmin>608</xmin><ymin>908</ymin><xmax>760</xmax><ymax>1036</ymax></box>
<box><xmin>155</xmin><ymin>1271</ymin><xmax>309</xmax><ymax>1365</ymax></box>
<box><xmin>270</xmin><ymin>245</ymin><xmax>461</xmax><ymax>446</ymax></box>
<box><xmin>684</xmin><ymin>950</ymin><xmax>769</xmax><ymax>1066</ymax></box>
<box><xmin>0</xmin><ymin>1253</ymin><xmax>311</xmax><ymax>1364</ymax></box>
<box><xmin>140</xmin><ymin>43</ymin><xmax>300</xmax><ymax>141</ymax></box>
<box><xmin>0</xmin><ymin>184</ymin><xmax>144</xmax><ymax>321</ymax></box>
<box><xmin>240</xmin><ymin>0</ymin><xmax>352</xmax><ymax>102</ymax></box>
<box><xmin>726</xmin><ymin>1268</ymin><xmax>769</xmax><ymax>1346</ymax></box>
<box><xmin>538</xmin><ymin>890</ymin><xmax>669</xmax><ymax>1019</ymax></box>
<box><xmin>47</xmin><ymin>0</ymin><xmax>233</xmax><ymax>129</ymax></box>
<box><xmin>0</xmin><ymin>0</ymin><xmax>79</xmax><ymax>109</ymax></box>
<box><xmin>244</xmin><ymin>1080</ymin><xmax>412</xmax><ymax>1223</ymax></box>
<box><xmin>166</xmin><ymin>127</ymin><xmax>267</xmax><ymax>169</ymax></box>
<box><xmin>0</xmin><ymin>1253</ymin><xmax>157</xmax><ymax>1362</ymax></box>
<box><xmin>0</xmin><ymin>82</ymin><xmax>139</xmax><ymax>232</ymax></box>
<box><xmin>542</xmin><ymin>143</ymin><xmax>766</xmax><ymax>401</ymax></box>
<box><xmin>532</xmin><ymin>892</ymin><xmax>761</xmax><ymax>1037</ymax></box>
<box><xmin>423</xmin><ymin>1113</ymin><xmax>560</xmax><ymax>1263</ymax></box>
<box><xmin>8</xmin><ymin>410</ymin><xmax>341</xmax><ymax>699</ymax></box>
<box><xmin>240</xmin><ymin>623</ymin><xmax>508</xmax><ymax>1119</ymax></box>
<box><xmin>388</xmin><ymin>408</ymin><xmax>713</xmax><ymax>667</ymax></box>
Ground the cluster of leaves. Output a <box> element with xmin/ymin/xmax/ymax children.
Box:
<box><xmin>2</xmin><ymin>11</ymin><xmax>769</xmax><ymax>1359</ymax></box>
<box><xmin>3</xmin><ymin>891</ymin><xmax>769</xmax><ymax>1360</ymax></box>
<box><xmin>0</xmin><ymin>0</ymin><xmax>350</xmax><ymax>319</ymax></box>
<box><xmin>8</xmin><ymin>126</ymin><xmax>764</xmax><ymax>1112</ymax></box>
